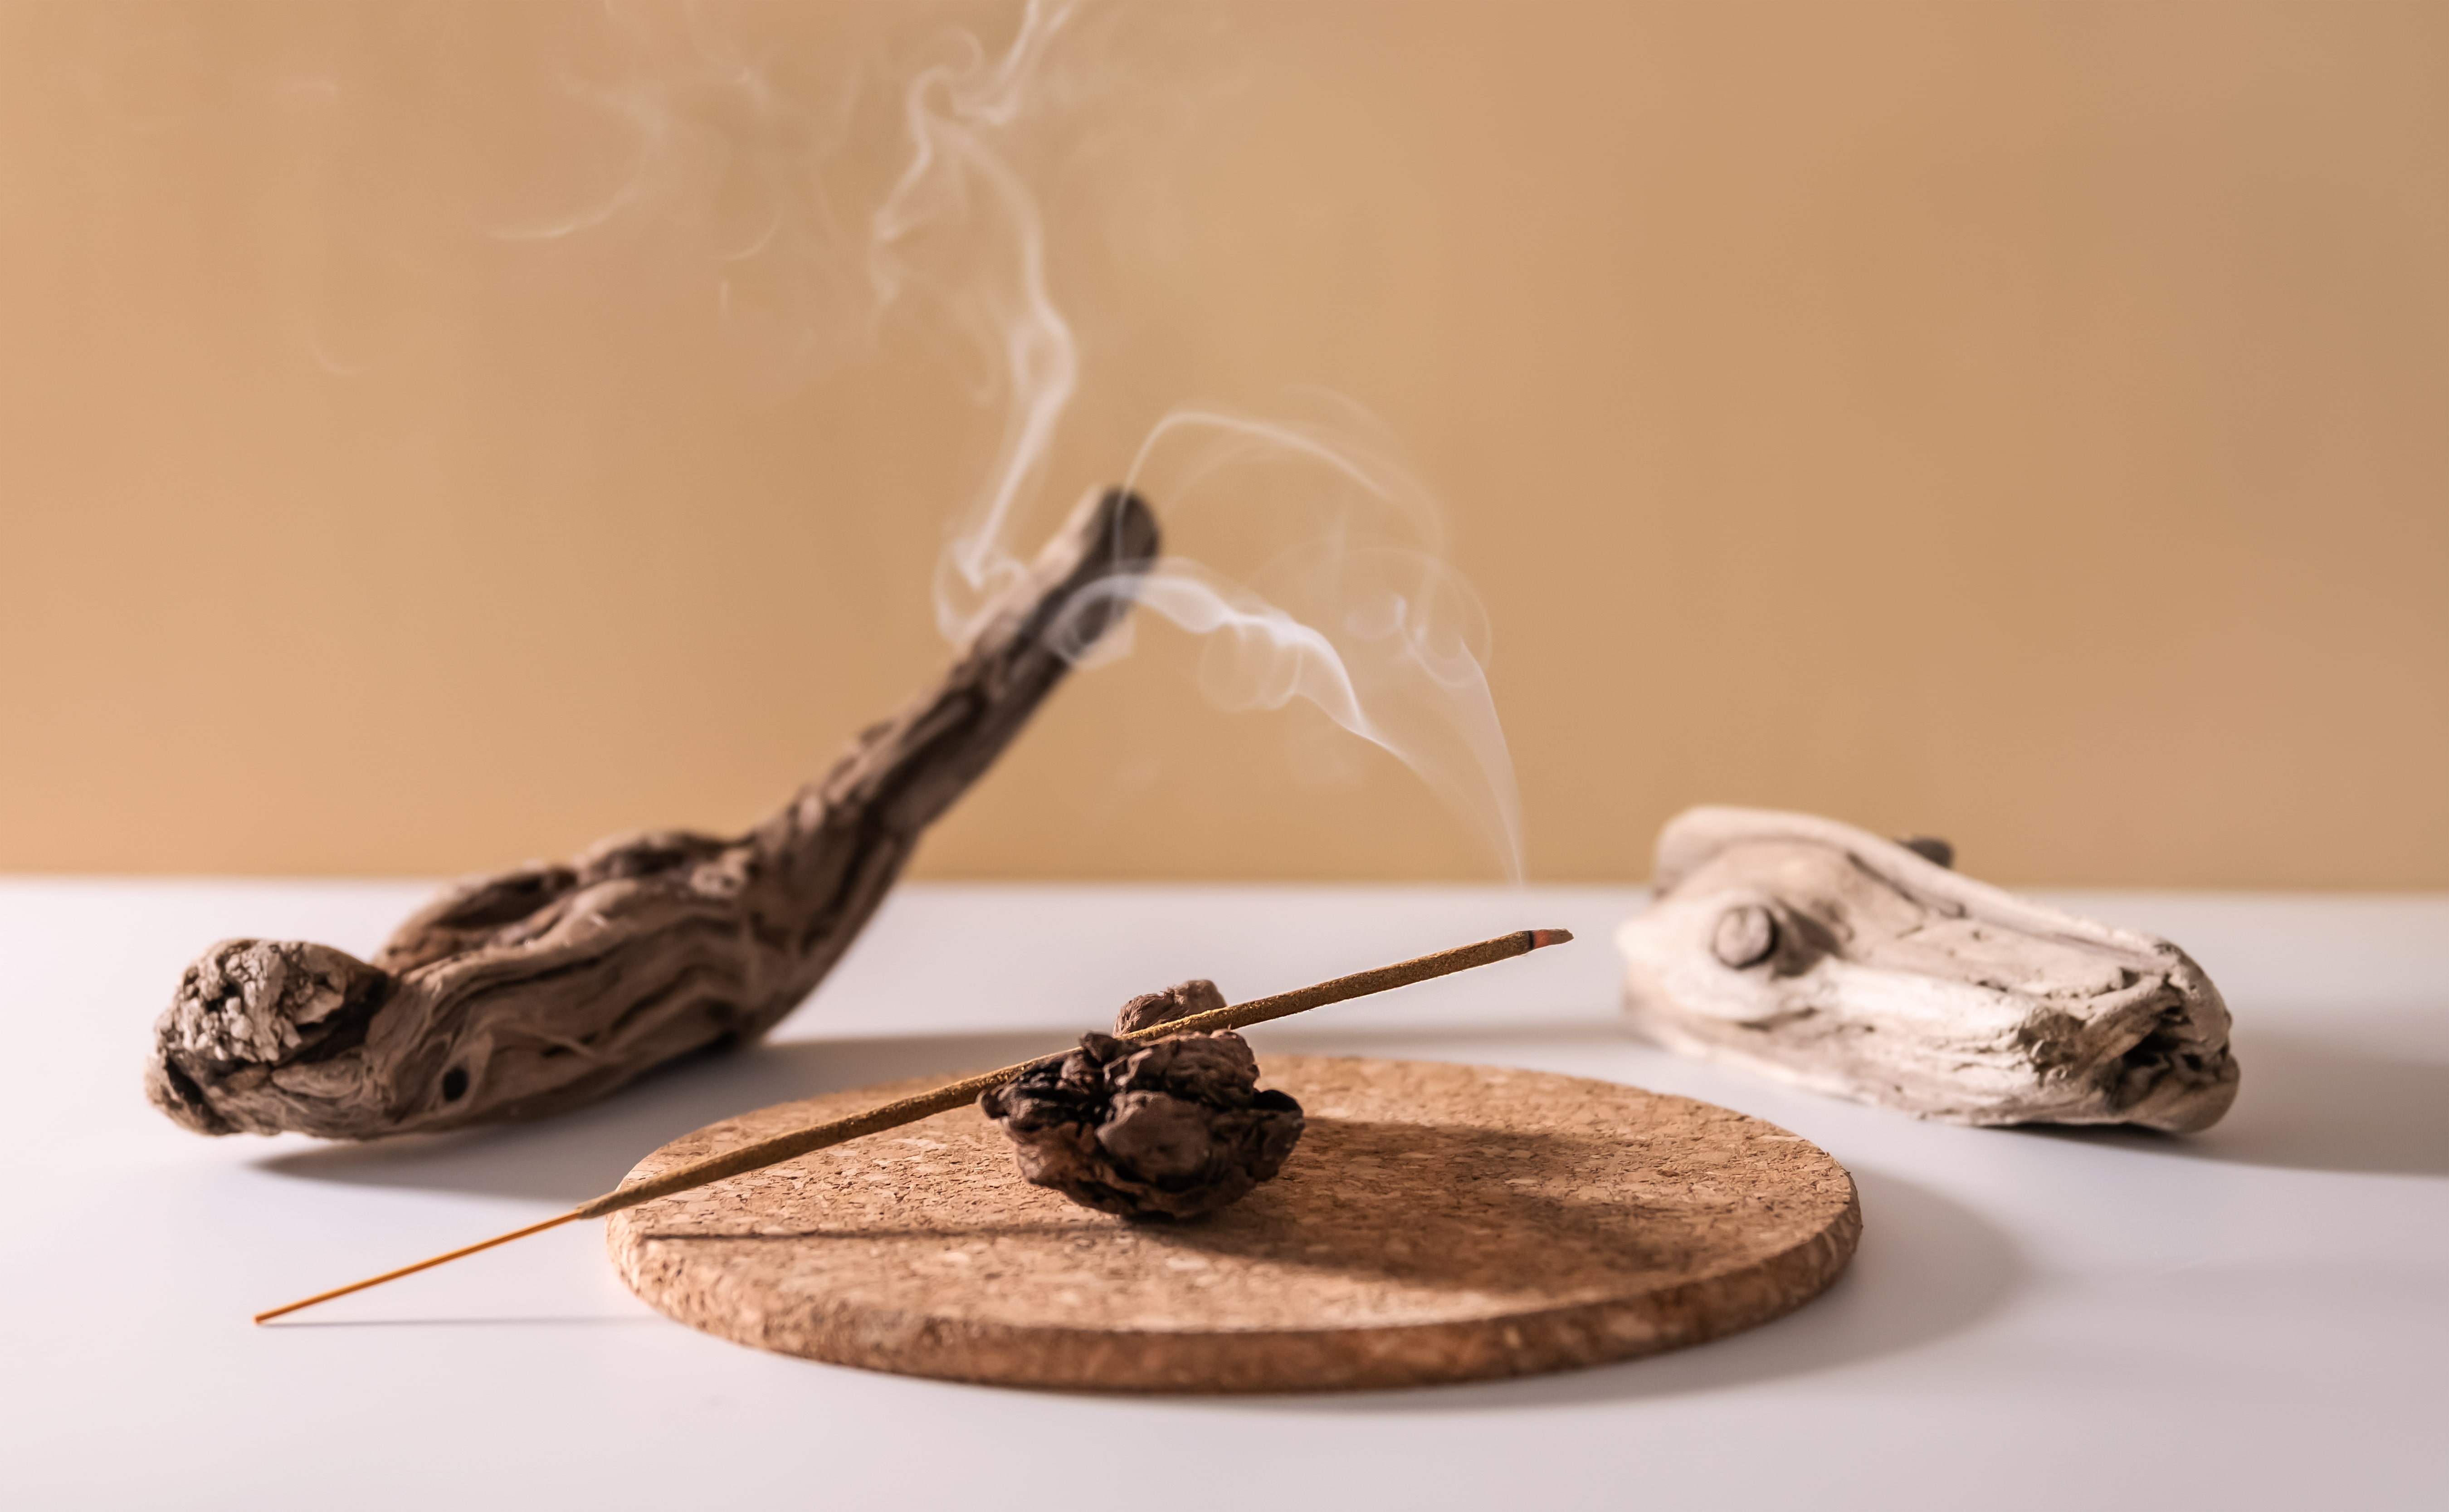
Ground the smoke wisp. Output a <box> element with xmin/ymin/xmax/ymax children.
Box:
<box><xmin>866</xmin><ymin>0</ymin><xmax>1526</xmax><ymax>878</ymax></box>
<box><xmin>244</xmin><ymin>0</ymin><xmax>1525</xmax><ymax>877</ymax></box>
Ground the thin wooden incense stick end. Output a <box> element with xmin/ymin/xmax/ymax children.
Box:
<box><xmin>252</xmin><ymin>1208</ymin><xmax>587</xmax><ymax>1324</ymax></box>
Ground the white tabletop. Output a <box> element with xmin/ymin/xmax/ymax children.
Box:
<box><xmin>3</xmin><ymin>879</ymin><xmax>2443</xmax><ymax>1510</ymax></box>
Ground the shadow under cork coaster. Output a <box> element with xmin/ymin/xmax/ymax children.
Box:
<box><xmin>607</xmin><ymin>1054</ymin><xmax>1861</xmax><ymax>1392</ymax></box>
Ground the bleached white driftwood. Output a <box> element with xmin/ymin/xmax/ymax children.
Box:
<box><xmin>1616</xmin><ymin>807</ymin><xmax>2239</xmax><ymax>1132</ymax></box>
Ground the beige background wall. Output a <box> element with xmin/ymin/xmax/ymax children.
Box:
<box><xmin>2</xmin><ymin>0</ymin><xmax>2443</xmax><ymax>888</ymax></box>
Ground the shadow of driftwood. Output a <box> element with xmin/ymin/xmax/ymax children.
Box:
<box><xmin>254</xmin><ymin>1030</ymin><xmax>1061</xmax><ymax>1201</ymax></box>
<box><xmin>259</xmin><ymin>1030</ymin><xmax>2025</xmax><ymax>1400</ymax></box>
<box><xmin>2019</xmin><ymin>1025</ymin><xmax>2449</xmax><ymax>1178</ymax></box>
<box><xmin>1195</xmin><ymin>1166</ymin><xmax>2021</xmax><ymax>1410</ymax></box>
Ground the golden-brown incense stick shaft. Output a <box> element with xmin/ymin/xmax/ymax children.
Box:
<box><xmin>571</xmin><ymin>926</ymin><xmax>1568</xmax><ymax>1219</ymax></box>
<box><xmin>254</xmin><ymin>927</ymin><xmax>1571</xmax><ymax>1322</ymax></box>
<box><xmin>251</xmin><ymin>1209</ymin><xmax>585</xmax><ymax>1323</ymax></box>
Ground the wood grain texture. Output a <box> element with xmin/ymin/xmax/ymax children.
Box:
<box><xmin>1618</xmin><ymin>807</ymin><xmax>2240</xmax><ymax>1132</ymax></box>
<box><xmin>145</xmin><ymin>488</ymin><xmax>1158</xmax><ymax>1141</ymax></box>
<box><xmin>608</xmin><ymin>1054</ymin><xmax>1861</xmax><ymax>1392</ymax></box>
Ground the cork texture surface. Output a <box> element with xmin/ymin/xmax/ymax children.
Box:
<box><xmin>607</xmin><ymin>1054</ymin><xmax>1861</xmax><ymax>1392</ymax></box>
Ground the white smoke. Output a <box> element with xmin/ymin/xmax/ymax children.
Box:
<box><xmin>868</xmin><ymin>0</ymin><xmax>1526</xmax><ymax>878</ymax></box>
<box><xmin>869</xmin><ymin>0</ymin><xmax>1084</xmax><ymax>642</ymax></box>
<box><xmin>302</xmin><ymin>0</ymin><xmax>1524</xmax><ymax>877</ymax></box>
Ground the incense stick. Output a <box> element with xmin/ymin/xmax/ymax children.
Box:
<box><xmin>252</xmin><ymin>926</ymin><xmax>1573</xmax><ymax>1323</ymax></box>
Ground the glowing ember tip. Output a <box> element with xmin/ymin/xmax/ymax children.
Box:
<box><xmin>1529</xmin><ymin>928</ymin><xmax>1574</xmax><ymax>949</ymax></box>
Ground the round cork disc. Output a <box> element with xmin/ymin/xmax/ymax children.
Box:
<box><xmin>607</xmin><ymin>1054</ymin><xmax>1859</xmax><ymax>1392</ymax></box>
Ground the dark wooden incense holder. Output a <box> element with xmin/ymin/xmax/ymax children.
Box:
<box><xmin>147</xmin><ymin>488</ymin><xmax>1158</xmax><ymax>1141</ymax></box>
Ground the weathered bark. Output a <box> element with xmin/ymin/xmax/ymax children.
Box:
<box><xmin>147</xmin><ymin>488</ymin><xmax>1159</xmax><ymax>1140</ymax></box>
<box><xmin>1616</xmin><ymin>806</ymin><xmax>2240</xmax><ymax>1132</ymax></box>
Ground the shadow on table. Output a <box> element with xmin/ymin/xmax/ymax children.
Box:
<box><xmin>255</xmin><ymin>1029</ymin><xmax>1059</xmax><ymax>1202</ymax></box>
<box><xmin>2017</xmin><ymin>1026</ymin><xmax>2449</xmax><ymax>1179</ymax></box>
<box><xmin>1289</xmin><ymin>1017</ymin><xmax>2449</xmax><ymax>1181</ymax></box>
<box><xmin>262</xmin><ymin>1036</ymin><xmax>2024</xmax><ymax>1390</ymax></box>
<box><xmin>255</xmin><ymin>1023</ymin><xmax>1646</xmax><ymax>1201</ymax></box>
<box><xmin>1199</xmin><ymin>1166</ymin><xmax>2022</xmax><ymax>1412</ymax></box>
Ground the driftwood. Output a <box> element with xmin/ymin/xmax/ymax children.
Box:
<box><xmin>147</xmin><ymin>488</ymin><xmax>1159</xmax><ymax>1140</ymax></box>
<box><xmin>1615</xmin><ymin>806</ymin><xmax>2240</xmax><ymax>1132</ymax></box>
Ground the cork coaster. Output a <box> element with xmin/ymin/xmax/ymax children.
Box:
<box><xmin>607</xmin><ymin>1054</ymin><xmax>1859</xmax><ymax>1392</ymax></box>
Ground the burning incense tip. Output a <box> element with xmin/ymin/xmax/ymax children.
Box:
<box><xmin>1530</xmin><ymin>928</ymin><xmax>1574</xmax><ymax>948</ymax></box>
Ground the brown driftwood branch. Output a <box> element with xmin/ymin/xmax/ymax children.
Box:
<box><xmin>147</xmin><ymin>488</ymin><xmax>1159</xmax><ymax>1140</ymax></box>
